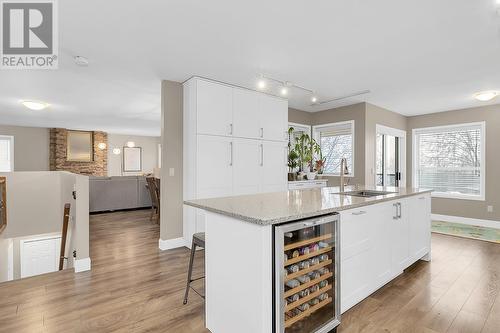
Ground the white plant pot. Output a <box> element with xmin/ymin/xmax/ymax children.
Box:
<box><xmin>306</xmin><ymin>172</ymin><xmax>317</xmax><ymax>180</ymax></box>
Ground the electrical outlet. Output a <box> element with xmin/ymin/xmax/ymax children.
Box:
<box><xmin>487</xmin><ymin>205</ymin><xmax>493</xmax><ymax>213</ymax></box>
<box><xmin>169</xmin><ymin>168</ymin><xmax>175</xmax><ymax>177</ymax></box>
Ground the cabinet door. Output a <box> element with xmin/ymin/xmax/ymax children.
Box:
<box><xmin>391</xmin><ymin>200</ymin><xmax>410</xmax><ymax>274</ymax></box>
<box><xmin>197</xmin><ymin>80</ymin><xmax>233</xmax><ymax>136</ymax></box>
<box><xmin>259</xmin><ymin>95</ymin><xmax>288</xmax><ymax>142</ymax></box>
<box><xmin>340</xmin><ymin>207</ymin><xmax>375</xmax><ymax>313</ymax></box>
<box><xmin>233</xmin><ymin>139</ymin><xmax>261</xmax><ymax>195</ymax></box>
<box><xmin>409</xmin><ymin>194</ymin><xmax>431</xmax><ymax>263</ymax></box>
<box><xmin>196</xmin><ymin>135</ymin><xmax>233</xmax><ymax>198</ymax></box>
<box><xmin>370</xmin><ymin>202</ymin><xmax>394</xmax><ymax>289</ymax></box>
<box><xmin>261</xmin><ymin>141</ymin><xmax>287</xmax><ymax>193</ymax></box>
<box><xmin>233</xmin><ymin>89</ymin><xmax>260</xmax><ymax>139</ymax></box>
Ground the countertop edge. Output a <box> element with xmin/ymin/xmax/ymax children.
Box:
<box><xmin>184</xmin><ymin>189</ymin><xmax>433</xmax><ymax>226</ymax></box>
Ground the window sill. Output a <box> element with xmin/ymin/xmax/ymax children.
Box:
<box><xmin>431</xmin><ymin>192</ymin><xmax>485</xmax><ymax>201</ymax></box>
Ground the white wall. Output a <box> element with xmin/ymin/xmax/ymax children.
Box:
<box><xmin>107</xmin><ymin>134</ymin><xmax>160</xmax><ymax>176</ymax></box>
<box><xmin>0</xmin><ymin>124</ymin><xmax>50</xmax><ymax>171</ymax></box>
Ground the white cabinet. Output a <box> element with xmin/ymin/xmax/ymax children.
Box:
<box><xmin>196</xmin><ymin>79</ymin><xmax>233</xmax><ymax>136</ymax></box>
<box><xmin>233</xmin><ymin>139</ymin><xmax>261</xmax><ymax>195</ymax></box>
<box><xmin>260</xmin><ymin>95</ymin><xmax>288</xmax><ymax>142</ymax></box>
<box><xmin>196</xmin><ymin>135</ymin><xmax>233</xmax><ymax>199</ymax></box>
<box><xmin>261</xmin><ymin>141</ymin><xmax>287</xmax><ymax>193</ymax></box>
<box><xmin>409</xmin><ymin>193</ymin><xmax>431</xmax><ymax>262</ymax></box>
<box><xmin>233</xmin><ymin>89</ymin><xmax>261</xmax><ymax>139</ymax></box>
<box><xmin>340</xmin><ymin>195</ymin><xmax>431</xmax><ymax>313</ymax></box>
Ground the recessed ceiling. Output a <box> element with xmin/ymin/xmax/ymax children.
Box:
<box><xmin>1</xmin><ymin>0</ymin><xmax>500</xmax><ymax>135</ymax></box>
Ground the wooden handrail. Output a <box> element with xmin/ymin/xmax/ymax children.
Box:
<box><xmin>59</xmin><ymin>203</ymin><xmax>71</xmax><ymax>271</ymax></box>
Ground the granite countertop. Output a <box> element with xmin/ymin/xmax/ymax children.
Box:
<box><xmin>184</xmin><ymin>185</ymin><xmax>432</xmax><ymax>226</ymax></box>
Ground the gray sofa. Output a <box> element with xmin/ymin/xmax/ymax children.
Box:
<box><xmin>89</xmin><ymin>176</ymin><xmax>152</xmax><ymax>213</ymax></box>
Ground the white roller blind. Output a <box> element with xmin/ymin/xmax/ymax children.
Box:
<box><xmin>314</xmin><ymin>121</ymin><xmax>354</xmax><ymax>175</ymax></box>
<box><xmin>414</xmin><ymin>123</ymin><xmax>484</xmax><ymax>198</ymax></box>
<box><xmin>0</xmin><ymin>136</ymin><xmax>13</xmax><ymax>172</ymax></box>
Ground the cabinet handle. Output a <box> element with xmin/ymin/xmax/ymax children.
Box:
<box><xmin>393</xmin><ymin>203</ymin><xmax>399</xmax><ymax>220</ymax></box>
<box><xmin>352</xmin><ymin>211</ymin><xmax>366</xmax><ymax>215</ymax></box>
<box><xmin>418</xmin><ymin>197</ymin><xmax>425</xmax><ymax>200</ymax></box>
<box><xmin>229</xmin><ymin>142</ymin><xmax>233</xmax><ymax>166</ymax></box>
<box><xmin>229</xmin><ymin>123</ymin><xmax>233</xmax><ymax>135</ymax></box>
<box><xmin>398</xmin><ymin>202</ymin><xmax>402</xmax><ymax>219</ymax></box>
<box><xmin>260</xmin><ymin>144</ymin><xmax>264</xmax><ymax>166</ymax></box>
<box><xmin>260</xmin><ymin>127</ymin><xmax>264</xmax><ymax>138</ymax></box>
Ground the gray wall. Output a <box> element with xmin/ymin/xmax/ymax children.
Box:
<box><xmin>407</xmin><ymin>104</ymin><xmax>500</xmax><ymax>223</ymax></box>
<box><xmin>289</xmin><ymin>108</ymin><xmax>312</xmax><ymax>125</ymax></box>
<box><xmin>0</xmin><ymin>125</ymin><xmax>49</xmax><ymax>171</ymax></box>
<box><xmin>107</xmin><ymin>134</ymin><xmax>160</xmax><ymax>176</ymax></box>
<box><xmin>160</xmin><ymin>80</ymin><xmax>184</xmax><ymax>241</ymax></box>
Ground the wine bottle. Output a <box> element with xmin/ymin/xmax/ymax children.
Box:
<box><xmin>298</xmin><ymin>260</ymin><xmax>310</xmax><ymax>270</ymax></box>
<box><xmin>286</xmin><ymin>279</ymin><xmax>300</xmax><ymax>289</ymax></box>
<box><xmin>287</xmin><ymin>264</ymin><xmax>299</xmax><ymax>274</ymax></box>
<box><xmin>297</xmin><ymin>275</ymin><xmax>311</xmax><ymax>284</ymax></box>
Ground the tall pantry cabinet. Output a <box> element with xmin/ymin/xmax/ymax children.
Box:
<box><xmin>183</xmin><ymin>77</ymin><xmax>289</xmax><ymax>246</ymax></box>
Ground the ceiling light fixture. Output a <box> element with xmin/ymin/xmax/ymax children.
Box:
<box><xmin>20</xmin><ymin>100</ymin><xmax>49</xmax><ymax>110</ymax></box>
<box><xmin>126</xmin><ymin>141</ymin><xmax>135</xmax><ymax>148</ymax></box>
<box><xmin>280</xmin><ymin>86</ymin><xmax>288</xmax><ymax>96</ymax></box>
<box><xmin>112</xmin><ymin>148</ymin><xmax>121</xmax><ymax>155</ymax></box>
<box><xmin>474</xmin><ymin>91</ymin><xmax>498</xmax><ymax>102</ymax></box>
<box><xmin>74</xmin><ymin>56</ymin><xmax>89</xmax><ymax>66</ymax></box>
<box><xmin>311</xmin><ymin>96</ymin><xmax>318</xmax><ymax>103</ymax></box>
<box><xmin>97</xmin><ymin>143</ymin><xmax>107</xmax><ymax>150</ymax></box>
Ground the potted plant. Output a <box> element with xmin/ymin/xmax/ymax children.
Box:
<box><xmin>287</xmin><ymin>150</ymin><xmax>299</xmax><ymax>181</ymax></box>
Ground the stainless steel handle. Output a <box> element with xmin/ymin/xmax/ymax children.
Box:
<box><xmin>398</xmin><ymin>202</ymin><xmax>402</xmax><ymax>219</ymax></box>
<box><xmin>229</xmin><ymin>123</ymin><xmax>233</xmax><ymax>135</ymax></box>
<box><xmin>260</xmin><ymin>127</ymin><xmax>264</xmax><ymax>138</ymax></box>
<box><xmin>303</xmin><ymin>221</ymin><xmax>317</xmax><ymax>227</ymax></box>
<box><xmin>418</xmin><ymin>197</ymin><xmax>425</xmax><ymax>200</ymax></box>
<box><xmin>352</xmin><ymin>211</ymin><xmax>366</xmax><ymax>215</ymax></box>
<box><xmin>260</xmin><ymin>144</ymin><xmax>264</xmax><ymax>166</ymax></box>
<box><xmin>393</xmin><ymin>203</ymin><xmax>399</xmax><ymax>220</ymax></box>
<box><xmin>229</xmin><ymin>142</ymin><xmax>233</xmax><ymax>166</ymax></box>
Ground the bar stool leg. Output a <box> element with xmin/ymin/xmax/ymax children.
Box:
<box><xmin>183</xmin><ymin>239</ymin><xmax>197</xmax><ymax>305</ymax></box>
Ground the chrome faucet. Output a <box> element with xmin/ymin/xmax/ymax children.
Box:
<box><xmin>340</xmin><ymin>158</ymin><xmax>349</xmax><ymax>193</ymax></box>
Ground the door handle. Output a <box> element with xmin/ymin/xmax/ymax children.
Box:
<box><xmin>229</xmin><ymin>142</ymin><xmax>233</xmax><ymax>166</ymax></box>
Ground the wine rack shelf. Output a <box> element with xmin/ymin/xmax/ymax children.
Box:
<box><xmin>284</xmin><ymin>233</ymin><xmax>333</xmax><ymax>251</ymax></box>
<box><xmin>285</xmin><ymin>246</ymin><xmax>332</xmax><ymax>266</ymax></box>
<box><xmin>285</xmin><ymin>284</ymin><xmax>333</xmax><ymax>312</ymax></box>
<box><xmin>285</xmin><ymin>259</ymin><xmax>332</xmax><ymax>282</ymax></box>
<box><xmin>285</xmin><ymin>298</ymin><xmax>333</xmax><ymax>328</ymax></box>
<box><xmin>284</xmin><ymin>272</ymin><xmax>333</xmax><ymax>298</ymax></box>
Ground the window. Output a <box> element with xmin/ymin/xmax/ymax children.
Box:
<box><xmin>313</xmin><ymin>121</ymin><xmax>354</xmax><ymax>176</ymax></box>
<box><xmin>0</xmin><ymin>136</ymin><xmax>14</xmax><ymax>172</ymax></box>
<box><xmin>288</xmin><ymin>123</ymin><xmax>311</xmax><ymax>147</ymax></box>
<box><xmin>413</xmin><ymin>122</ymin><xmax>485</xmax><ymax>200</ymax></box>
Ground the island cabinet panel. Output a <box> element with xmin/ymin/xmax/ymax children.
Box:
<box><xmin>339</xmin><ymin>196</ymin><xmax>431</xmax><ymax>313</ymax></box>
<box><xmin>408</xmin><ymin>193</ymin><xmax>431</xmax><ymax>262</ymax></box>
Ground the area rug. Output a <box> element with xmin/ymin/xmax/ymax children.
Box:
<box><xmin>432</xmin><ymin>220</ymin><xmax>500</xmax><ymax>244</ymax></box>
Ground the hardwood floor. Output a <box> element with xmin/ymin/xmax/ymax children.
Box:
<box><xmin>0</xmin><ymin>209</ymin><xmax>499</xmax><ymax>333</ymax></box>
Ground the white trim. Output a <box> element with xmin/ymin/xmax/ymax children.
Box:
<box><xmin>412</xmin><ymin>121</ymin><xmax>486</xmax><ymax>201</ymax></box>
<box><xmin>432</xmin><ymin>214</ymin><xmax>500</xmax><ymax>230</ymax></box>
<box><xmin>312</xmin><ymin>120</ymin><xmax>355</xmax><ymax>177</ymax></box>
<box><xmin>288</xmin><ymin>122</ymin><xmax>311</xmax><ymax>136</ymax></box>
<box><xmin>159</xmin><ymin>237</ymin><xmax>187</xmax><ymax>250</ymax></box>
<box><xmin>74</xmin><ymin>257</ymin><xmax>91</xmax><ymax>272</ymax></box>
<box><xmin>375</xmin><ymin>124</ymin><xmax>406</xmax><ymax>187</ymax></box>
<box><xmin>0</xmin><ymin>135</ymin><xmax>14</xmax><ymax>172</ymax></box>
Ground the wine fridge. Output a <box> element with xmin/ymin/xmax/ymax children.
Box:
<box><xmin>274</xmin><ymin>213</ymin><xmax>340</xmax><ymax>333</ymax></box>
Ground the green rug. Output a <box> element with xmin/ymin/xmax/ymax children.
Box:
<box><xmin>432</xmin><ymin>220</ymin><xmax>500</xmax><ymax>244</ymax></box>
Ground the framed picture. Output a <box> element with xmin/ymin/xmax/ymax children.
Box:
<box><xmin>66</xmin><ymin>130</ymin><xmax>94</xmax><ymax>162</ymax></box>
<box><xmin>123</xmin><ymin>147</ymin><xmax>142</xmax><ymax>172</ymax></box>
<box><xmin>0</xmin><ymin>177</ymin><xmax>6</xmax><ymax>234</ymax></box>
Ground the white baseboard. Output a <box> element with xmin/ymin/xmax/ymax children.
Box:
<box><xmin>432</xmin><ymin>214</ymin><xmax>500</xmax><ymax>230</ymax></box>
<box><xmin>159</xmin><ymin>237</ymin><xmax>187</xmax><ymax>250</ymax></box>
<box><xmin>74</xmin><ymin>257</ymin><xmax>91</xmax><ymax>273</ymax></box>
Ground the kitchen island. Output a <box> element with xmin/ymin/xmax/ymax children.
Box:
<box><xmin>184</xmin><ymin>186</ymin><xmax>432</xmax><ymax>333</ymax></box>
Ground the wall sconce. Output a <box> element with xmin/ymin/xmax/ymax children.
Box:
<box><xmin>97</xmin><ymin>142</ymin><xmax>107</xmax><ymax>150</ymax></box>
<box><xmin>112</xmin><ymin>148</ymin><xmax>121</xmax><ymax>155</ymax></box>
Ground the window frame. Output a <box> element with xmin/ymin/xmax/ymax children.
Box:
<box><xmin>412</xmin><ymin>122</ymin><xmax>486</xmax><ymax>201</ymax></box>
<box><xmin>0</xmin><ymin>135</ymin><xmax>14</xmax><ymax>172</ymax></box>
<box><xmin>313</xmin><ymin>120</ymin><xmax>355</xmax><ymax>177</ymax></box>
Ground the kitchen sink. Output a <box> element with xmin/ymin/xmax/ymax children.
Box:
<box><xmin>339</xmin><ymin>190</ymin><xmax>395</xmax><ymax>197</ymax></box>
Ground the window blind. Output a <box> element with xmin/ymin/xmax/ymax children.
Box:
<box><xmin>414</xmin><ymin>123</ymin><xmax>483</xmax><ymax>197</ymax></box>
<box><xmin>0</xmin><ymin>137</ymin><xmax>12</xmax><ymax>172</ymax></box>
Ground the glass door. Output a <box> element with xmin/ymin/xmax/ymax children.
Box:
<box><xmin>376</xmin><ymin>133</ymin><xmax>402</xmax><ymax>187</ymax></box>
<box><xmin>274</xmin><ymin>214</ymin><xmax>340</xmax><ymax>333</ymax></box>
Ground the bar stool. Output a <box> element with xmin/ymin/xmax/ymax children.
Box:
<box><xmin>183</xmin><ymin>232</ymin><xmax>205</xmax><ymax>305</ymax></box>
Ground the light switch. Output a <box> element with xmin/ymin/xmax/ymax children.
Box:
<box><xmin>169</xmin><ymin>168</ymin><xmax>175</xmax><ymax>177</ymax></box>
<box><xmin>487</xmin><ymin>205</ymin><xmax>493</xmax><ymax>213</ymax></box>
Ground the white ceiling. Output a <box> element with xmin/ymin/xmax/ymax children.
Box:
<box><xmin>1</xmin><ymin>0</ymin><xmax>500</xmax><ymax>136</ymax></box>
